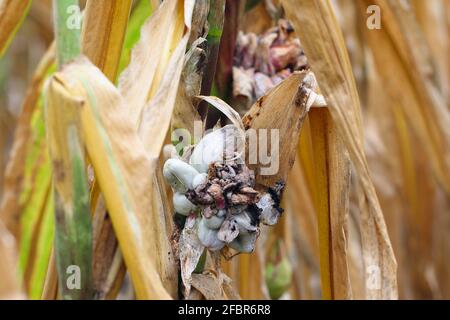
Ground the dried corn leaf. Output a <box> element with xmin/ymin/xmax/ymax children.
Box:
<box><xmin>308</xmin><ymin>108</ymin><xmax>352</xmax><ymax>299</ymax></box>
<box><xmin>28</xmin><ymin>190</ymin><xmax>54</xmax><ymax>299</ymax></box>
<box><xmin>139</xmin><ymin>0</ymin><xmax>194</xmax><ymax>157</ymax></box>
<box><xmin>51</xmin><ymin>57</ymin><xmax>170</xmax><ymax>299</ymax></box>
<box><xmin>360</xmin><ymin>0</ymin><xmax>450</xmax><ymax>194</ymax></box>
<box><xmin>0</xmin><ymin>0</ymin><xmax>32</xmax><ymax>56</ymax></box>
<box><xmin>119</xmin><ymin>0</ymin><xmax>189</xmax><ymax>126</ymax></box>
<box><xmin>412</xmin><ymin>0</ymin><xmax>449</xmax><ymax>104</ymax></box>
<box><xmin>0</xmin><ymin>43</ymin><xmax>55</xmax><ymax>239</ymax></box>
<box><xmin>81</xmin><ymin>0</ymin><xmax>132</xmax><ymax>81</ymax></box>
<box><xmin>282</xmin><ymin>0</ymin><xmax>397</xmax><ymax>299</ymax></box>
<box><xmin>81</xmin><ymin>0</ymin><xmax>134</xmax><ymax>298</ymax></box>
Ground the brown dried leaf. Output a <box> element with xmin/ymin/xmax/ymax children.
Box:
<box><xmin>243</xmin><ymin>72</ymin><xmax>309</xmax><ymax>189</ymax></box>
<box><xmin>282</xmin><ymin>0</ymin><xmax>398</xmax><ymax>299</ymax></box>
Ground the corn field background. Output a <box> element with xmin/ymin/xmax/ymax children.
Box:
<box><xmin>0</xmin><ymin>0</ymin><xmax>449</xmax><ymax>300</ymax></box>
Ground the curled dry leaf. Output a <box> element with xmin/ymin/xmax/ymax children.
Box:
<box><xmin>243</xmin><ymin>71</ymin><xmax>310</xmax><ymax>189</ymax></box>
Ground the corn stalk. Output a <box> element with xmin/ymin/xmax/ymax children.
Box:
<box><xmin>46</xmin><ymin>0</ymin><xmax>93</xmax><ymax>299</ymax></box>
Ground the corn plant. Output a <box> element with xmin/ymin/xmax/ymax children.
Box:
<box><xmin>0</xmin><ymin>0</ymin><xmax>449</xmax><ymax>300</ymax></box>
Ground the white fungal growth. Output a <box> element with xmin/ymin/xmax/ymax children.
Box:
<box><xmin>234</xmin><ymin>211</ymin><xmax>258</xmax><ymax>234</ymax></box>
<box><xmin>163</xmin><ymin>124</ymin><xmax>284</xmax><ymax>254</ymax></box>
<box><xmin>197</xmin><ymin>217</ymin><xmax>225</xmax><ymax>251</ymax></box>
<box><xmin>189</xmin><ymin>125</ymin><xmax>243</xmax><ymax>173</ymax></box>
<box><xmin>163</xmin><ymin>158</ymin><xmax>199</xmax><ymax>193</ymax></box>
<box><xmin>257</xmin><ymin>193</ymin><xmax>280</xmax><ymax>225</ymax></box>
<box><xmin>228</xmin><ymin>232</ymin><xmax>258</xmax><ymax>253</ymax></box>
<box><xmin>204</xmin><ymin>214</ymin><xmax>225</xmax><ymax>229</ymax></box>
<box><xmin>173</xmin><ymin>192</ymin><xmax>197</xmax><ymax>216</ymax></box>
<box><xmin>192</xmin><ymin>173</ymin><xmax>208</xmax><ymax>189</ymax></box>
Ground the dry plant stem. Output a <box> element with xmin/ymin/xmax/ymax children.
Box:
<box><xmin>0</xmin><ymin>43</ymin><xmax>55</xmax><ymax>239</ymax></box>
<box><xmin>197</xmin><ymin>0</ymin><xmax>226</xmax><ymax>126</ymax></box>
<box><xmin>48</xmin><ymin>0</ymin><xmax>93</xmax><ymax>300</ymax></box>
<box><xmin>0</xmin><ymin>0</ymin><xmax>32</xmax><ymax>57</ymax></box>
<box><xmin>215</xmin><ymin>0</ymin><xmax>243</xmax><ymax>98</ymax></box>
<box><xmin>309</xmin><ymin>108</ymin><xmax>351</xmax><ymax>300</ymax></box>
<box><xmin>45</xmin><ymin>79</ymin><xmax>94</xmax><ymax>300</ymax></box>
<box><xmin>282</xmin><ymin>0</ymin><xmax>397</xmax><ymax>299</ymax></box>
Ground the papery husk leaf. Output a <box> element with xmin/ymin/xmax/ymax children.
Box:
<box><xmin>243</xmin><ymin>72</ymin><xmax>308</xmax><ymax>189</ymax></box>
<box><xmin>117</xmin><ymin>0</ymin><xmax>154</xmax><ymax>75</ymax></box>
<box><xmin>197</xmin><ymin>95</ymin><xmax>245</xmax><ymax>135</ymax></box>
<box><xmin>172</xmin><ymin>83</ymin><xmax>202</xmax><ymax>135</ymax></box>
<box><xmin>136</xmin><ymin>0</ymin><xmax>195</xmax><ymax>297</ymax></box>
<box><xmin>118</xmin><ymin>0</ymin><xmax>188</xmax><ymax>126</ymax></box>
<box><xmin>179</xmin><ymin>216</ymin><xmax>204</xmax><ymax>298</ymax></box>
